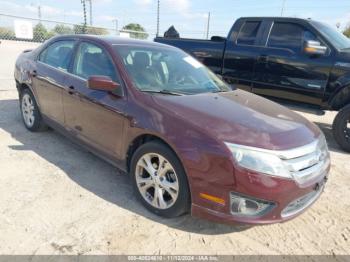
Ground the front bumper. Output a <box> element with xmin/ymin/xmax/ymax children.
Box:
<box><xmin>190</xmin><ymin>165</ymin><xmax>330</xmax><ymax>225</ymax></box>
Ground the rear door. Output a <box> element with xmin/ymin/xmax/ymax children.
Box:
<box><xmin>222</xmin><ymin>19</ymin><xmax>265</xmax><ymax>92</ymax></box>
<box><xmin>252</xmin><ymin>20</ymin><xmax>332</xmax><ymax>105</ymax></box>
<box><xmin>34</xmin><ymin>40</ymin><xmax>76</xmax><ymax>124</ymax></box>
<box><xmin>63</xmin><ymin>40</ymin><xmax>126</xmax><ymax>159</ymax></box>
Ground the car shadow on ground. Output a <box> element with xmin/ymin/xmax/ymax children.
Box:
<box><xmin>0</xmin><ymin>99</ymin><xmax>252</xmax><ymax>235</ymax></box>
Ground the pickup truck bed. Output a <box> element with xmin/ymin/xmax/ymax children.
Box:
<box><xmin>156</xmin><ymin>37</ymin><xmax>226</xmax><ymax>74</ymax></box>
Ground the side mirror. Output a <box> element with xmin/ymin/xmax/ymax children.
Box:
<box><xmin>304</xmin><ymin>40</ymin><xmax>327</xmax><ymax>56</ymax></box>
<box><xmin>87</xmin><ymin>75</ymin><xmax>120</xmax><ymax>92</ymax></box>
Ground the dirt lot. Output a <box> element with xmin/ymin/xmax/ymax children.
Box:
<box><xmin>0</xmin><ymin>40</ymin><xmax>349</xmax><ymax>255</ymax></box>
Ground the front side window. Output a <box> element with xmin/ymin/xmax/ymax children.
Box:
<box><xmin>267</xmin><ymin>22</ymin><xmax>304</xmax><ymax>52</ymax></box>
<box><xmin>311</xmin><ymin>20</ymin><xmax>350</xmax><ymax>50</ymax></box>
<box><xmin>73</xmin><ymin>42</ymin><xmax>118</xmax><ymax>82</ymax></box>
<box><xmin>114</xmin><ymin>45</ymin><xmax>231</xmax><ymax>95</ymax></box>
<box><xmin>237</xmin><ymin>21</ymin><xmax>261</xmax><ymax>45</ymax></box>
<box><xmin>39</xmin><ymin>40</ymin><xmax>75</xmax><ymax>71</ymax></box>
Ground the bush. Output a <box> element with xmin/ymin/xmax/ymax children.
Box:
<box><xmin>0</xmin><ymin>27</ymin><xmax>15</xmax><ymax>40</ymax></box>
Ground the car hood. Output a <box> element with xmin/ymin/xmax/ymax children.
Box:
<box><xmin>151</xmin><ymin>89</ymin><xmax>321</xmax><ymax>150</ymax></box>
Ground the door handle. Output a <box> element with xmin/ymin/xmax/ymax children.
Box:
<box><xmin>30</xmin><ymin>70</ymin><xmax>37</xmax><ymax>77</ymax></box>
<box><xmin>68</xmin><ymin>86</ymin><xmax>75</xmax><ymax>95</ymax></box>
<box><xmin>257</xmin><ymin>55</ymin><xmax>269</xmax><ymax>63</ymax></box>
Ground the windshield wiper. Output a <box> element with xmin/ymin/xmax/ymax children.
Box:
<box><xmin>141</xmin><ymin>89</ymin><xmax>185</xmax><ymax>96</ymax></box>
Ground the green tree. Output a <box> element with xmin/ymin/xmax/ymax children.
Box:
<box><xmin>52</xmin><ymin>24</ymin><xmax>73</xmax><ymax>35</ymax></box>
<box><xmin>122</xmin><ymin>23</ymin><xmax>148</xmax><ymax>39</ymax></box>
<box><xmin>33</xmin><ymin>23</ymin><xmax>52</xmax><ymax>42</ymax></box>
<box><xmin>73</xmin><ymin>24</ymin><xmax>86</xmax><ymax>34</ymax></box>
<box><xmin>0</xmin><ymin>27</ymin><xmax>15</xmax><ymax>39</ymax></box>
<box><xmin>86</xmin><ymin>26</ymin><xmax>109</xmax><ymax>35</ymax></box>
<box><xmin>343</xmin><ymin>25</ymin><xmax>350</xmax><ymax>38</ymax></box>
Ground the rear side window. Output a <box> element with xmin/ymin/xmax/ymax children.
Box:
<box><xmin>267</xmin><ymin>22</ymin><xmax>304</xmax><ymax>52</ymax></box>
<box><xmin>73</xmin><ymin>42</ymin><xmax>118</xmax><ymax>82</ymax></box>
<box><xmin>237</xmin><ymin>21</ymin><xmax>261</xmax><ymax>45</ymax></box>
<box><xmin>39</xmin><ymin>40</ymin><xmax>75</xmax><ymax>71</ymax></box>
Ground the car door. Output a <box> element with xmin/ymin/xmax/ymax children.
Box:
<box><xmin>252</xmin><ymin>21</ymin><xmax>333</xmax><ymax>105</ymax></box>
<box><xmin>63</xmin><ymin>40</ymin><xmax>126</xmax><ymax>159</ymax></box>
<box><xmin>222</xmin><ymin>19</ymin><xmax>265</xmax><ymax>92</ymax></box>
<box><xmin>34</xmin><ymin>40</ymin><xmax>76</xmax><ymax>124</ymax></box>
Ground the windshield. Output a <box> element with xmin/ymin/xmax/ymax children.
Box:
<box><xmin>311</xmin><ymin>21</ymin><xmax>350</xmax><ymax>50</ymax></box>
<box><xmin>113</xmin><ymin>45</ymin><xmax>231</xmax><ymax>95</ymax></box>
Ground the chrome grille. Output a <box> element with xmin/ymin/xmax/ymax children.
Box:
<box><xmin>281</xmin><ymin>186</ymin><xmax>324</xmax><ymax>218</ymax></box>
<box><xmin>278</xmin><ymin>136</ymin><xmax>330</xmax><ymax>185</ymax></box>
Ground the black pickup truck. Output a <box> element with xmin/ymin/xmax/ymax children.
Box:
<box><xmin>155</xmin><ymin>17</ymin><xmax>350</xmax><ymax>152</ymax></box>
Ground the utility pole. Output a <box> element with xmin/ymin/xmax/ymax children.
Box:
<box><xmin>81</xmin><ymin>0</ymin><xmax>87</xmax><ymax>33</ymax></box>
<box><xmin>112</xmin><ymin>19</ymin><xmax>119</xmax><ymax>35</ymax></box>
<box><xmin>87</xmin><ymin>0</ymin><xmax>93</xmax><ymax>26</ymax></box>
<box><xmin>30</xmin><ymin>2</ymin><xmax>42</xmax><ymax>21</ymax></box>
<box><xmin>281</xmin><ymin>0</ymin><xmax>286</xmax><ymax>16</ymax></box>
<box><xmin>156</xmin><ymin>0</ymin><xmax>160</xmax><ymax>37</ymax></box>
<box><xmin>38</xmin><ymin>5</ymin><xmax>42</xmax><ymax>21</ymax></box>
<box><xmin>206</xmin><ymin>12</ymin><xmax>211</xmax><ymax>39</ymax></box>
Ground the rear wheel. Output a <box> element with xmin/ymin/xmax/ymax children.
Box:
<box><xmin>20</xmin><ymin>89</ymin><xmax>47</xmax><ymax>132</ymax></box>
<box><xmin>130</xmin><ymin>141</ymin><xmax>191</xmax><ymax>217</ymax></box>
<box><xmin>333</xmin><ymin>104</ymin><xmax>350</xmax><ymax>152</ymax></box>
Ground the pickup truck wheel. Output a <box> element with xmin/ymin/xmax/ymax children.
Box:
<box><xmin>130</xmin><ymin>141</ymin><xmax>191</xmax><ymax>218</ymax></box>
<box><xmin>20</xmin><ymin>89</ymin><xmax>47</xmax><ymax>132</ymax></box>
<box><xmin>333</xmin><ymin>104</ymin><xmax>350</xmax><ymax>152</ymax></box>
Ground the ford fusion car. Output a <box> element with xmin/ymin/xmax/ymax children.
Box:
<box><xmin>14</xmin><ymin>35</ymin><xmax>330</xmax><ymax>224</ymax></box>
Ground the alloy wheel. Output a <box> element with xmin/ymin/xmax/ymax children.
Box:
<box><xmin>21</xmin><ymin>93</ymin><xmax>35</xmax><ymax>128</ymax></box>
<box><xmin>135</xmin><ymin>153</ymin><xmax>179</xmax><ymax>209</ymax></box>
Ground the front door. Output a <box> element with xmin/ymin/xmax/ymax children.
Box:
<box><xmin>34</xmin><ymin>40</ymin><xmax>75</xmax><ymax>124</ymax></box>
<box><xmin>252</xmin><ymin>21</ymin><xmax>332</xmax><ymax>105</ymax></box>
<box><xmin>63</xmin><ymin>41</ymin><xmax>126</xmax><ymax>159</ymax></box>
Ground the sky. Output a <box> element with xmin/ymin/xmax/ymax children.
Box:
<box><xmin>0</xmin><ymin>0</ymin><xmax>349</xmax><ymax>39</ymax></box>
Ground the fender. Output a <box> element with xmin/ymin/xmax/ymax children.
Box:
<box><xmin>328</xmin><ymin>72</ymin><xmax>350</xmax><ymax>110</ymax></box>
<box><xmin>15</xmin><ymin>55</ymin><xmax>42</xmax><ymax>110</ymax></box>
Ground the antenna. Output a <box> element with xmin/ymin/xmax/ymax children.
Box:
<box><xmin>156</xmin><ymin>0</ymin><xmax>160</xmax><ymax>37</ymax></box>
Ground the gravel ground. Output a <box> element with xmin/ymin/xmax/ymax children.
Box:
<box><xmin>0</xmin><ymin>40</ymin><xmax>349</xmax><ymax>255</ymax></box>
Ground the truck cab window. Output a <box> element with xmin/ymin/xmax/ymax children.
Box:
<box><xmin>237</xmin><ymin>21</ymin><xmax>261</xmax><ymax>46</ymax></box>
<box><xmin>267</xmin><ymin>22</ymin><xmax>306</xmax><ymax>53</ymax></box>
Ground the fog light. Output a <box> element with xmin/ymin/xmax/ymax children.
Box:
<box><xmin>230</xmin><ymin>193</ymin><xmax>274</xmax><ymax>217</ymax></box>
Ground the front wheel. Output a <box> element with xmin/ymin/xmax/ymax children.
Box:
<box><xmin>130</xmin><ymin>141</ymin><xmax>191</xmax><ymax>217</ymax></box>
<box><xmin>333</xmin><ymin>104</ymin><xmax>350</xmax><ymax>152</ymax></box>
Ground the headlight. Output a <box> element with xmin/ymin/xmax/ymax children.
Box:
<box><xmin>225</xmin><ymin>142</ymin><xmax>292</xmax><ymax>179</ymax></box>
<box><xmin>225</xmin><ymin>135</ymin><xmax>329</xmax><ymax>181</ymax></box>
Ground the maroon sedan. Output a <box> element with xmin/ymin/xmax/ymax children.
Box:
<box><xmin>14</xmin><ymin>35</ymin><xmax>330</xmax><ymax>224</ymax></box>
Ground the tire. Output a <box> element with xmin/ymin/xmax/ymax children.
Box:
<box><xmin>130</xmin><ymin>141</ymin><xmax>191</xmax><ymax>217</ymax></box>
<box><xmin>332</xmin><ymin>104</ymin><xmax>350</xmax><ymax>152</ymax></box>
<box><xmin>19</xmin><ymin>88</ymin><xmax>47</xmax><ymax>132</ymax></box>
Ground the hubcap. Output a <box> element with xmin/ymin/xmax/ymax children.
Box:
<box><xmin>135</xmin><ymin>153</ymin><xmax>179</xmax><ymax>209</ymax></box>
<box><xmin>21</xmin><ymin>94</ymin><xmax>35</xmax><ymax>127</ymax></box>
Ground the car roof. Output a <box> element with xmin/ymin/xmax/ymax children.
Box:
<box><xmin>239</xmin><ymin>16</ymin><xmax>313</xmax><ymax>23</ymax></box>
<box><xmin>51</xmin><ymin>34</ymin><xmax>174</xmax><ymax>49</ymax></box>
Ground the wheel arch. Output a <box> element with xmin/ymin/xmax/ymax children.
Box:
<box><xmin>16</xmin><ymin>81</ymin><xmax>42</xmax><ymax>111</ymax></box>
<box><xmin>16</xmin><ymin>81</ymin><xmax>30</xmax><ymax>94</ymax></box>
<box><xmin>126</xmin><ymin>133</ymin><xmax>179</xmax><ymax>173</ymax></box>
<box><xmin>329</xmin><ymin>85</ymin><xmax>350</xmax><ymax>110</ymax></box>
